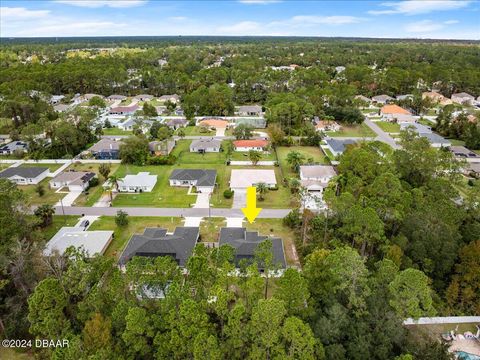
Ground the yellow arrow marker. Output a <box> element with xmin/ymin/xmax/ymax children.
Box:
<box><xmin>241</xmin><ymin>186</ymin><xmax>262</xmax><ymax>224</ymax></box>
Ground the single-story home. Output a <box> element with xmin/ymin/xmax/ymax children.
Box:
<box><xmin>324</xmin><ymin>138</ymin><xmax>358</xmax><ymax>157</ymax></box>
<box><xmin>0</xmin><ymin>141</ymin><xmax>28</xmax><ymax>155</ymax></box>
<box><xmin>231</xmin><ymin>117</ymin><xmax>267</xmax><ymax>129</ymax></box>
<box><xmin>50</xmin><ymin>95</ymin><xmax>65</xmax><ymax>105</ymax></box>
<box><xmin>190</xmin><ymin>138</ymin><xmax>222</xmax><ymax>153</ymax></box>
<box><xmin>88</xmin><ymin>138</ymin><xmax>122</xmax><ymax>160</ymax></box>
<box><xmin>230</xmin><ymin>169</ymin><xmax>276</xmax><ymax>189</ymax></box>
<box><xmin>198</xmin><ymin>119</ymin><xmax>229</xmax><ymax>129</ymax></box>
<box><xmin>380</xmin><ymin>104</ymin><xmax>412</xmax><ymax>121</ymax></box>
<box><xmin>448</xmin><ymin>146</ymin><xmax>480</xmax><ymax>163</ymax></box>
<box><xmin>422</xmin><ymin>91</ymin><xmax>446</xmax><ymax>103</ymax></box>
<box><xmin>396</xmin><ymin>94</ymin><xmax>413</xmax><ymax>101</ymax></box>
<box><xmin>54</xmin><ymin>104</ymin><xmax>70</xmax><ymax>113</ymax></box>
<box><xmin>159</xmin><ymin>94</ymin><xmax>180</xmax><ymax>104</ymax></box>
<box><xmin>315</xmin><ymin>120</ymin><xmax>341</xmax><ymax>132</ymax></box>
<box><xmin>0</xmin><ymin>166</ymin><xmax>49</xmax><ymax>185</ymax></box>
<box><xmin>236</xmin><ymin>105</ymin><xmax>263</xmax><ymax>117</ymax></box>
<box><xmin>43</xmin><ymin>227</ymin><xmax>113</xmax><ymax>257</ymax></box>
<box><xmin>299</xmin><ymin>165</ymin><xmax>336</xmax><ymax>191</ymax></box>
<box><xmin>169</xmin><ymin>169</ymin><xmax>217</xmax><ymax>193</ymax></box>
<box><xmin>418</xmin><ymin>133</ymin><xmax>451</xmax><ymax>148</ymax></box>
<box><xmin>0</xmin><ymin>135</ymin><xmax>10</xmax><ymax>145</ymax></box>
<box><xmin>399</xmin><ymin>122</ymin><xmax>432</xmax><ymax>133</ymax></box>
<box><xmin>372</xmin><ymin>94</ymin><xmax>394</xmax><ymax>105</ymax></box>
<box><xmin>394</xmin><ymin>114</ymin><xmax>417</xmax><ymax>123</ymax></box>
<box><xmin>149</xmin><ymin>140</ymin><xmax>176</xmax><ymax>156</ymax></box>
<box><xmin>451</xmin><ymin>92</ymin><xmax>475</xmax><ymax>105</ymax></box>
<box><xmin>233</xmin><ymin>139</ymin><xmax>269</xmax><ymax>152</ymax></box>
<box><xmin>165</xmin><ymin>118</ymin><xmax>188</xmax><ymax>130</ymax></box>
<box><xmin>133</xmin><ymin>94</ymin><xmax>153</xmax><ymax>101</ymax></box>
<box><xmin>109</xmin><ymin>104</ymin><xmax>139</xmax><ymax>115</ymax></box>
<box><xmin>49</xmin><ymin>171</ymin><xmax>96</xmax><ymax>191</ymax></box>
<box><xmin>107</xmin><ymin>94</ymin><xmax>127</xmax><ymax>101</ymax></box>
<box><xmin>219</xmin><ymin>227</ymin><xmax>286</xmax><ymax>270</ymax></box>
<box><xmin>118</xmin><ymin>227</ymin><xmax>200</xmax><ymax>267</ymax></box>
<box><xmin>354</xmin><ymin>95</ymin><xmax>372</xmax><ymax>104</ymax></box>
<box><xmin>79</xmin><ymin>94</ymin><xmax>103</xmax><ymax>103</ymax></box>
<box><xmin>115</xmin><ymin>172</ymin><xmax>157</xmax><ymax>193</ymax></box>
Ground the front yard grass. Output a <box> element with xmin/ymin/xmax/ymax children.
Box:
<box><xmin>229</xmin><ymin>151</ymin><xmax>276</xmax><ymax>162</ymax></box>
<box><xmin>89</xmin><ymin>216</ymin><xmax>183</xmax><ymax>259</ymax></box>
<box><xmin>200</xmin><ymin>217</ymin><xmax>225</xmax><ymax>242</ymax></box>
<box><xmin>173</xmin><ymin>140</ymin><xmax>227</xmax><ymax>165</ymax></box>
<box><xmin>21</xmin><ymin>178</ymin><xmax>64</xmax><ymax>206</ymax></box>
<box><xmin>103</xmin><ymin>128</ymin><xmax>133</xmax><ymax>135</ymax></box>
<box><xmin>179</xmin><ymin>126</ymin><xmax>214</xmax><ymax>136</ymax></box>
<box><xmin>20</xmin><ymin>162</ymin><xmax>65</xmax><ymax>172</ymax></box>
<box><xmin>325</xmin><ymin>123</ymin><xmax>376</xmax><ymax>138</ymax></box>
<box><xmin>41</xmin><ymin>215</ymin><xmax>80</xmax><ymax>240</ymax></box>
<box><xmin>375</xmin><ymin>121</ymin><xmax>401</xmax><ymax>133</ymax></box>
<box><xmin>276</xmin><ymin>146</ymin><xmax>328</xmax><ymax>178</ymax></box>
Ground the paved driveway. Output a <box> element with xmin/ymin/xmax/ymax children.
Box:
<box><xmin>193</xmin><ymin>193</ymin><xmax>210</xmax><ymax>208</ymax></box>
<box><xmin>216</xmin><ymin>128</ymin><xmax>226</xmax><ymax>137</ymax></box>
<box><xmin>226</xmin><ymin>217</ymin><xmax>244</xmax><ymax>227</ymax></box>
<box><xmin>364</xmin><ymin>118</ymin><xmax>401</xmax><ymax>149</ymax></box>
<box><xmin>56</xmin><ymin>190</ymin><xmax>82</xmax><ymax>206</ymax></box>
<box><xmin>184</xmin><ymin>217</ymin><xmax>202</xmax><ymax>227</ymax></box>
<box><xmin>232</xmin><ymin>188</ymin><xmax>247</xmax><ymax>209</ymax></box>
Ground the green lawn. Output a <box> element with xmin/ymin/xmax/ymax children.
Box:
<box><xmin>19</xmin><ymin>162</ymin><xmax>64</xmax><ymax>172</ymax></box>
<box><xmin>0</xmin><ymin>348</ymin><xmax>34</xmax><ymax>360</ymax></box>
<box><xmin>41</xmin><ymin>215</ymin><xmax>80</xmax><ymax>240</ymax></box>
<box><xmin>173</xmin><ymin>140</ymin><xmax>227</xmax><ymax>165</ymax></box>
<box><xmin>276</xmin><ymin>146</ymin><xmax>329</xmax><ymax>178</ymax></box>
<box><xmin>200</xmin><ymin>217</ymin><xmax>226</xmax><ymax>242</ymax></box>
<box><xmin>375</xmin><ymin>121</ymin><xmax>400</xmax><ymax>133</ymax></box>
<box><xmin>89</xmin><ymin>216</ymin><xmax>183</xmax><ymax>259</ymax></box>
<box><xmin>179</xmin><ymin>126</ymin><xmax>214</xmax><ymax>136</ymax></box>
<box><xmin>325</xmin><ymin>123</ymin><xmax>376</xmax><ymax>138</ymax></box>
<box><xmin>103</xmin><ymin>128</ymin><xmax>133</xmax><ymax>135</ymax></box>
<box><xmin>448</xmin><ymin>139</ymin><xmax>466</xmax><ymax>146</ymax></box>
<box><xmin>229</xmin><ymin>150</ymin><xmax>276</xmax><ymax>161</ymax></box>
<box><xmin>21</xmin><ymin>178</ymin><xmax>64</xmax><ymax>206</ymax></box>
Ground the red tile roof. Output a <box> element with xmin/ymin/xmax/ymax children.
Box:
<box><xmin>233</xmin><ymin>139</ymin><xmax>269</xmax><ymax>148</ymax></box>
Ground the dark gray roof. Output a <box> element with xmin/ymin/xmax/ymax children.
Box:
<box><xmin>119</xmin><ymin>227</ymin><xmax>199</xmax><ymax>267</ymax></box>
<box><xmin>0</xmin><ymin>141</ymin><xmax>28</xmax><ymax>152</ymax></box>
<box><xmin>325</xmin><ymin>138</ymin><xmax>357</xmax><ymax>154</ymax></box>
<box><xmin>418</xmin><ymin>132</ymin><xmax>451</xmax><ymax>145</ymax></box>
<box><xmin>166</xmin><ymin>118</ymin><xmax>187</xmax><ymax>126</ymax></box>
<box><xmin>169</xmin><ymin>169</ymin><xmax>217</xmax><ymax>187</ymax></box>
<box><xmin>190</xmin><ymin>138</ymin><xmax>222</xmax><ymax>150</ymax></box>
<box><xmin>219</xmin><ymin>227</ymin><xmax>286</xmax><ymax>269</ymax></box>
<box><xmin>449</xmin><ymin>146</ymin><xmax>480</xmax><ymax>159</ymax></box>
<box><xmin>0</xmin><ymin>166</ymin><xmax>49</xmax><ymax>179</ymax></box>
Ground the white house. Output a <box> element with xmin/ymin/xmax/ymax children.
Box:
<box><xmin>233</xmin><ymin>139</ymin><xmax>269</xmax><ymax>152</ymax></box>
<box><xmin>230</xmin><ymin>169</ymin><xmax>277</xmax><ymax>189</ymax></box>
<box><xmin>315</xmin><ymin>120</ymin><xmax>341</xmax><ymax>132</ymax></box>
<box><xmin>190</xmin><ymin>138</ymin><xmax>222</xmax><ymax>153</ymax></box>
<box><xmin>236</xmin><ymin>105</ymin><xmax>263</xmax><ymax>117</ymax></box>
<box><xmin>372</xmin><ymin>94</ymin><xmax>394</xmax><ymax>105</ymax></box>
<box><xmin>49</xmin><ymin>171</ymin><xmax>96</xmax><ymax>191</ymax></box>
<box><xmin>451</xmin><ymin>92</ymin><xmax>475</xmax><ymax>105</ymax></box>
<box><xmin>299</xmin><ymin>165</ymin><xmax>336</xmax><ymax>211</ymax></box>
<box><xmin>159</xmin><ymin>94</ymin><xmax>180</xmax><ymax>104</ymax></box>
<box><xmin>0</xmin><ymin>166</ymin><xmax>49</xmax><ymax>185</ymax></box>
<box><xmin>133</xmin><ymin>94</ymin><xmax>154</xmax><ymax>101</ymax></box>
<box><xmin>169</xmin><ymin>169</ymin><xmax>217</xmax><ymax>193</ymax></box>
<box><xmin>43</xmin><ymin>227</ymin><xmax>113</xmax><ymax>257</ymax></box>
<box><xmin>110</xmin><ymin>172</ymin><xmax>157</xmax><ymax>193</ymax></box>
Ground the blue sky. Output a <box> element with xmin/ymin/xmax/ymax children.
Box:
<box><xmin>1</xmin><ymin>0</ymin><xmax>479</xmax><ymax>39</ymax></box>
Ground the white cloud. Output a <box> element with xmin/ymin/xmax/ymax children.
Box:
<box><xmin>217</xmin><ymin>21</ymin><xmax>261</xmax><ymax>34</ymax></box>
<box><xmin>238</xmin><ymin>0</ymin><xmax>281</xmax><ymax>4</ymax></box>
<box><xmin>444</xmin><ymin>19</ymin><xmax>459</xmax><ymax>24</ymax></box>
<box><xmin>0</xmin><ymin>7</ymin><xmax>50</xmax><ymax>19</ymax></box>
<box><xmin>290</xmin><ymin>15</ymin><xmax>364</xmax><ymax>25</ymax></box>
<box><xmin>369</xmin><ymin>0</ymin><xmax>471</xmax><ymax>15</ymax></box>
<box><xmin>405</xmin><ymin>20</ymin><xmax>445</xmax><ymax>32</ymax></box>
<box><xmin>54</xmin><ymin>0</ymin><xmax>147</xmax><ymax>8</ymax></box>
<box><xmin>28</xmin><ymin>21</ymin><xmax>124</xmax><ymax>36</ymax></box>
<box><xmin>169</xmin><ymin>16</ymin><xmax>187</xmax><ymax>21</ymax></box>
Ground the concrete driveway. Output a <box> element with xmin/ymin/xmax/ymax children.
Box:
<box><xmin>184</xmin><ymin>217</ymin><xmax>202</xmax><ymax>227</ymax></box>
<box><xmin>216</xmin><ymin>128</ymin><xmax>226</xmax><ymax>137</ymax></box>
<box><xmin>232</xmin><ymin>188</ymin><xmax>247</xmax><ymax>209</ymax></box>
<box><xmin>193</xmin><ymin>193</ymin><xmax>210</xmax><ymax>208</ymax></box>
<box><xmin>364</xmin><ymin>118</ymin><xmax>401</xmax><ymax>150</ymax></box>
<box><xmin>226</xmin><ymin>217</ymin><xmax>244</xmax><ymax>227</ymax></box>
<box><xmin>56</xmin><ymin>190</ymin><xmax>82</xmax><ymax>206</ymax></box>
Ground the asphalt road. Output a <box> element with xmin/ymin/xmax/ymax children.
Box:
<box><xmin>54</xmin><ymin>206</ymin><xmax>292</xmax><ymax>219</ymax></box>
<box><xmin>363</xmin><ymin>118</ymin><xmax>401</xmax><ymax>150</ymax></box>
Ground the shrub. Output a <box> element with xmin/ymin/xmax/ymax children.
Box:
<box><xmin>223</xmin><ymin>189</ymin><xmax>234</xmax><ymax>199</ymax></box>
<box><xmin>283</xmin><ymin>209</ymin><xmax>302</xmax><ymax>229</ymax></box>
<box><xmin>146</xmin><ymin>155</ymin><xmax>177</xmax><ymax>165</ymax></box>
<box><xmin>35</xmin><ymin>184</ymin><xmax>45</xmax><ymax>197</ymax></box>
<box><xmin>115</xmin><ymin>210</ymin><xmax>129</xmax><ymax>227</ymax></box>
<box><xmin>89</xmin><ymin>177</ymin><xmax>99</xmax><ymax>187</ymax></box>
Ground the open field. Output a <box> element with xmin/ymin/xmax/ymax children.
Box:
<box><xmin>89</xmin><ymin>216</ymin><xmax>183</xmax><ymax>258</ymax></box>
<box><xmin>20</xmin><ymin>162</ymin><xmax>65</xmax><ymax>172</ymax></box>
<box><xmin>276</xmin><ymin>146</ymin><xmax>329</xmax><ymax>178</ymax></box>
<box><xmin>21</xmin><ymin>178</ymin><xmax>64</xmax><ymax>206</ymax></box>
<box><xmin>172</xmin><ymin>139</ymin><xmax>226</xmax><ymax>165</ymax></box>
<box><xmin>325</xmin><ymin>123</ymin><xmax>376</xmax><ymax>138</ymax></box>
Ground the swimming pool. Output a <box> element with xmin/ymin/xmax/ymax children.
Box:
<box><xmin>456</xmin><ymin>351</ymin><xmax>480</xmax><ymax>360</ymax></box>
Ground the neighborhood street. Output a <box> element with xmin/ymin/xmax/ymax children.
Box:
<box><xmin>54</xmin><ymin>205</ymin><xmax>292</xmax><ymax>219</ymax></box>
<box><xmin>364</xmin><ymin>118</ymin><xmax>401</xmax><ymax>150</ymax></box>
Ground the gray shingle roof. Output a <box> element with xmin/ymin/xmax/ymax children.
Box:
<box><xmin>0</xmin><ymin>166</ymin><xmax>49</xmax><ymax>179</ymax></box>
<box><xmin>325</xmin><ymin>138</ymin><xmax>357</xmax><ymax>154</ymax></box>
<box><xmin>169</xmin><ymin>169</ymin><xmax>217</xmax><ymax>187</ymax></box>
<box><xmin>118</xmin><ymin>227</ymin><xmax>199</xmax><ymax>267</ymax></box>
<box><xmin>219</xmin><ymin>227</ymin><xmax>286</xmax><ymax>269</ymax></box>
<box><xmin>418</xmin><ymin>132</ymin><xmax>451</xmax><ymax>145</ymax></box>
<box><xmin>190</xmin><ymin>138</ymin><xmax>222</xmax><ymax>150</ymax></box>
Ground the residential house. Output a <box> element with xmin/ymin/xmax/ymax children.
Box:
<box><xmin>314</xmin><ymin>119</ymin><xmax>341</xmax><ymax>132</ymax></box>
<box><xmin>372</xmin><ymin>94</ymin><xmax>394</xmax><ymax>105</ymax></box>
<box><xmin>149</xmin><ymin>139</ymin><xmax>176</xmax><ymax>156</ymax></box>
<box><xmin>219</xmin><ymin>227</ymin><xmax>286</xmax><ymax>270</ymax></box>
<box><xmin>324</xmin><ymin>138</ymin><xmax>357</xmax><ymax>157</ymax></box>
<box><xmin>418</xmin><ymin>133</ymin><xmax>451</xmax><ymax>148</ymax></box>
<box><xmin>198</xmin><ymin>119</ymin><xmax>229</xmax><ymax>129</ymax></box>
<box><xmin>399</xmin><ymin>122</ymin><xmax>432</xmax><ymax>133</ymax></box>
<box><xmin>0</xmin><ymin>166</ymin><xmax>49</xmax><ymax>185</ymax></box>
<box><xmin>422</xmin><ymin>91</ymin><xmax>446</xmax><ymax>103</ymax></box>
<box><xmin>109</xmin><ymin>104</ymin><xmax>139</xmax><ymax>115</ymax></box>
<box><xmin>231</xmin><ymin>117</ymin><xmax>266</xmax><ymax>129</ymax></box>
<box><xmin>233</xmin><ymin>139</ymin><xmax>268</xmax><ymax>152</ymax></box>
<box><xmin>0</xmin><ymin>135</ymin><xmax>10</xmax><ymax>145</ymax></box>
<box><xmin>299</xmin><ymin>165</ymin><xmax>336</xmax><ymax>211</ymax></box>
<box><xmin>118</xmin><ymin>227</ymin><xmax>200</xmax><ymax>267</ymax></box>
<box><xmin>50</xmin><ymin>95</ymin><xmax>65</xmax><ymax>105</ymax></box>
<box><xmin>448</xmin><ymin>146</ymin><xmax>480</xmax><ymax>163</ymax></box>
<box><xmin>107</xmin><ymin>94</ymin><xmax>127</xmax><ymax>101</ymax></box>
<box><xmin>394</xmin><ymin>114</ymin><xmax>417</xmax><ymax>123</ymax></box>
<box><xmin>80</xmin><ymin>94</ymin><xmax>103</xmax><ymax>103</ymax></box>
<box><xmin>380</xmin><ymin>104</ymin><xmax>412</xmax><ymax>121</ymax></box>
<box><xmin>53</xmin><ymin>104</ymin><xmax>70</xmax><ymax>113</ymax></box>
<box><xmin>169</xmin><ymin>169</ymin><xmax>217</xmax><ymax>193</ymax></box>
<box><xmin>43</xmin><ymin>227</ymin><xmax>113</xmax><ymax>257</ymax></box>
<box><xmin>114</xmin><ymin>172</ymin><xmax>157</xmax><ymax>193</ymax></box>
<box><xmin>134</xmin><ymin>94</ymin><xmax>153</xmax><ymax>101</ymax></box>
<box><xmin>165</xmin><ymin>118</ymin><xmax>188</xmax><ymax>130</ymax></box>
<box><xmin>230</xmin><ymin>169</ymin><xmax>276</xmax><ymax>190</ymax></box>
<box><xmin>190</xmin><ymin>138</ymin><xmax>222</xmax><ymax>153</ymax></box>
<box><xmin>354</xmin><ymin>95</ymin><xmax>372</xmax><ymax>104</ymax></box>
<box><xmin>451</xmin><ymin>92</ymin><xmax>475</xmax><ymax>105</ymax></box>
<box><xmin>159</xmin><ymin>94</ymin><xmax>180</xmax><ymax>104</ymax></box>
<box><xmin>89</xmin><ymin>138</ymin><xmax>122</xmax><ymax>160</ymax></box>
<box><xmin>49</xmin><ymin>171</ymin><xmax>96</xmax><ymax>191</ymax></box>
<box><xmin>236</xmin><ymin>105</ymin><xmax>263</xmax><ymax>117</ymax></box>
<box><xmin>335</xmin><ymin>66</ymin><xmax>346</xmax><ymax>73</ymax></box>
<box><xmin>0</xmin><ymin>141</ymin><xmax>28</xmax><ymax>155</ymax></box>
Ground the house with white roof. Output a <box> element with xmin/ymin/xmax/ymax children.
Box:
<box><xmin>236</xmin><ymin>105</ymin><xmax>263</xmax><ymax>117</ymax></box>
<box><xmin>230</xmin><ymin>169</ymin><xmax>277</xmax><ymax>190</ymax></box>
<box><xmin>451</xmin><ymin>92</ymin><xmax>475</xmax><ymax>105</ymax></box>
<box><xmin>109</xmin><ymin>172</ymin><xmax>157</xmax><ymax>193</ymax></box>
<box><xmin>43</xmin><ymin>227</ymin><xmax>113</xmax><ymax>257</ymax></box>
<box><xmin>299</xmin><ymin>165</ymin><xmax>336</xmax><ymax>211</ymax></box>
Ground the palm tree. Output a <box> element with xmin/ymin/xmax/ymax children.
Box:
<box><xmin>256</xmin><ymin>182</ymin><xmax>268</xmax><ymax>201</ymax></box>
<box><xmin>108</xmin><ymin>175</ymin><xmax>121</xmax><ymax>201</ymax></box>
<box><xmin>34</xmin><ymin>204</ymin><xmax>55</xmax><ymax>228</ymax></box>
<box><xmin>248</xmin><ymin>150</ymin><xmax>262</xmax><ymax>165</ymax></box>
<box><xmin>177</xmin><ymin>128</ymin><xmax>186</xmax><ymax>139</ymax></box>
<box><xmin>288</xmin><ymin>178</ymin><xmax>301</xmax><ymax>194</ymax></box>
<box><xmin>286</xmin><ymin>150</ymin><xmax>306</xmax><ymax>173</ymax></box>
